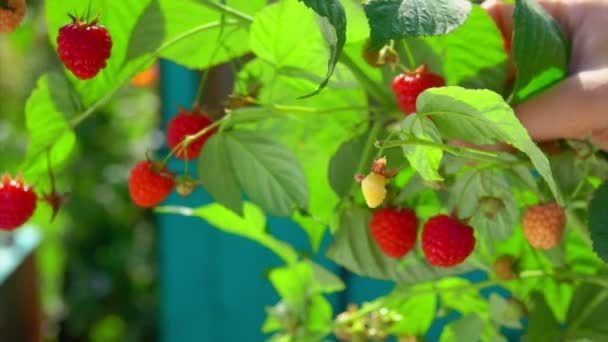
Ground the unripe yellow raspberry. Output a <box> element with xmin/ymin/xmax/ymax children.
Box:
<box><xmin>361</xmin><ymin>172</ymin><xmax>387</xmax><ymax>208</ymax></box>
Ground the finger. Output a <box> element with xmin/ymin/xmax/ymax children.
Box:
<box><xmin>515</xmin><ymin>68</ymin><xmax>608</xmax><ymax>144</ymax></box>
<box><xmin>481</xmin><ymin>0</ymin><xmax>513</xmax><ymax>41</ymax></box>
<box><xmin>481</xmin><ymin>0</ymin><xmax>571</xmax><ymax>40</ymax></box>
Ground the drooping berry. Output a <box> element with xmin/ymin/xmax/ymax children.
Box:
<box><xmin>361</xmin><ymin>157</ymin><xmax>398</xmax><ymax>209</ymax></box>
<box><xmin>166</xmin><ymin>107</ymin><xmax>216</xmax><ymax>160</ymax></box>
<box><xmin>391</xmin><ymin>64</ymin><xmax>445</xmax><ymax>114</ymax></box>
<box><xmin>362</xmin><ymin>39</ymin><xmax>397</xmax><ymax>68</ymax></box>
<box><xmin>494</xmin><ymin>255</ymin><xmax>517</xmax><ymax>280</ymax></box>
<box><xmin>479</xmin><ymin>196</ymin><xmax>505</xmax><ymax>219</ymax></box>
<box><xmin>0</xmin><ymin>173</ymin><xmax>37</xmax><ymax>231</ymax></box>
<box><xmin>128</xmin><ymin>161</ymin><xmax>175</xmax><ymax>208</ymax></box>
<box><xmin>57</xmin><ymin>15</ymin><xmax>112</xmax><ymax>80</ymax></box>
<box><xmin>421</xmin><ymin>214</ymin><xmax>476</xmax><ymax>267</ymax></box>
<box><xmin>370</xmin><ymin>208</ymin><xmax>419</xmax><ymax>258</ymax></box>
<box><xmin>361</xmin><ymin>172</ymin><xmax>387</xmax><ymax>208</ymax></box>
<box><xmin>0</xmin><ymin>0</ymin><xmax>25</xmax><ymax>33</ymax></box>
<box><xmin>522</xmin><ymin>202</ymin><xmax>565</xmax><ymax>250</ymax></box>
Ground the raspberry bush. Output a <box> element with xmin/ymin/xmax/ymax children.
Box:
<box><xmin>5</xmin><ymin>0</ymin><xmax>608</xmax><ymax>340</ymax></box>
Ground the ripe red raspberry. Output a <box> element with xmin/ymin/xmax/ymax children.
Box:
<box><xmin>0</xmin><ymin>0</ymin><xmax>25</xmax><ymax>33</ymax></box>
<box><xmin>128</xmin><ymin>161</ymin><xmax>175</xmax><ymax>208</ymax></box>
<box><xmin>370</xmin><ymin>208</ymin><xmax>419</xmax><ymax>258</ymax></box>
<box><xmin>421</xmin><ymin>214</ymin><xmax>476</xmax><ymax>267</ymax></box>
<box><xmin>522</xmin><ymin>202</ymin><xmax>565</xmax><ymax>250</ymax></box>
<box><xmin>0</xmin><ymin>173</ymin><xmax>37</xmax><ymax>231</ymax></box>
<box><xmin>57</xmin><ymin>15</ymin><xmax>112</xmax><ymax>80</ymax></box>
<box><xmin>391</xmin><ymin>64</ymin><xmax>445</xmax><ymax>114</ymax></box>
<box><xmin>166</xmin><ymin>107</ymin><xmax>216</xmax><ymax>160</ymax></box>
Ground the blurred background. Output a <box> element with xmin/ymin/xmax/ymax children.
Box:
<box><xmin>0</xmin><ymin>0</ymin><xmax>161</xmax><ymax>340</ymax></box>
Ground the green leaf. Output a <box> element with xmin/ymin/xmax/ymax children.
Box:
<box><xmin>250</xmin><ymin>0</ymin><xmax>330</xmax><ymax>96</ymax></box>
<box><xmin>269</xmin><ymin>261</ymin><xmax>344</xmax><ymax>311</ymax></box>
<box><xmin>297</xmin><ymin>0</ymin><xmax>347</xmax><ymax>98</ymax></box>
<box><xmin>125</xmin><ymin>0</ymin><xmax>165</xmax><ymax>62</ymax></box>
<box><xmin>417</xmin><ymin>86</ymin><xmax>562</xmax><ymax>204</ymax></box>
<box><xmin>589</xmin><ymin>181</ymin><xmax>608</xmax><ymax>262</ymax></box>
<box><xmin>566</xmin><ymin>282</ymin><xmax>608</xmax><ymax>339</ymax></box>
<box><xmin>224</xmin><ymin>130</ymin><xmax>309</xmax><ymax>217</ymax></box>
<box><xmin>512</xmin><ymin>0</ymin><xmax>568</xmax><ymax>102</ymax></box>
<box><xmin>448</xmin><ymin>169</ymin><xmax>518</xmax><ymax>241</ymax></box>
<box><xmin>364</xmin><ymin>0</ymin><xmax>472</xmax><ymax>48</ymax></box>
<box><xmin>410</xmin><ymin>5</ymin><xmax>508</xmax><ymax>93</ymax></box>
<box><xmin>310</xmin><ymin>261</ymin><xmax>345</xmax><ymax>293</ymax></box>
<box><xmin>444</xmin><ymin>314</ymin><xmax>485</xmax><ymax>342</ymax></box>
<box><xmin>328</xmin><ymin>133</ymin><xmax>370</xmax><ymax>198</ymax></box>
<box><xmin>306</xmin><ymin>295</ymin><xmax>333</xmax><ymax>333</ymax></box>
<box><xmin>198</xmin><ymin>134</ymin><xmax>243</xmax><ymax>216</ymax></box>
<box><xmin>156</xmin><ymin>202</ymin><xmax>298</xmax><ymax>264</ymax></box>
<box><xmin>22</xmin><ymin>73</ymin><xmax>77</xmax><ymax>178</ymax></box>
<box><xmin>158</xmin><ymin>0</ymin><xmax>265</xmax><ymax>69</ymax></box>
<box><xmin>400</xmin><ymin>115</ymin><xmax>443</xmax><ymax>181</ymax></box>
<box><xmin>439</xmin><ymin>278</ymin><xmax>488</xmax><ymax>315</ymax></box>
<box><xmin>489</xmin><ymin>293</ymin><xmax>523</xmax><ymax>329</ymax></box>
<box><xmin>342</xmin><ymin>0</ymin><xmax>368</xmax><ymax>43</ymax></box>
<box><xmin>522</xmin><ymin>292</ymin><xmax>562</xmax><ymax>342</ymax></box>
<box><xmin>235</xmin><ymin>55</ymin><xmax>368</xmax><ymax>251</ymax></box>
<box><xmin>326</xmin><ymin>206</ymin><xmax>474</xmax><ymax>283</ymax></box>
<box><xmin>391</xmin><ymin>283</ymin><xmax>437</xmax><ymax>336</ymax></box>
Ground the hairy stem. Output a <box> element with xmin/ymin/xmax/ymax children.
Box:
<box><xmin>377</xmin><ymin>138</ymin><xmax>512</xmax><ymax>166</ymax></box>
<box><xmin>198</xmin><ymin>0</ymin><xmax>253</xmax><ymax>23</ymax></box>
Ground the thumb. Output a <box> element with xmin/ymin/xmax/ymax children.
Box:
<box><xmin>515</xmin><ymin>69</ymin><xmax>608</xmax><ymax>145</ymax></box>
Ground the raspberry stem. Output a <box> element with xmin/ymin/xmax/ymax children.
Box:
<box><xmin>346</xmin><ymin>120</ymin><xmax>384</xmax><ymax>200</ymax></box>
<box><xmin>160</xmin><ymin>114</ymin><xmax>228</xmax><ymax>166</ymax></box>
<box><xmin>339</xmin><ymin>53</ymin><xmax>393</xmax><ymax>106</ymax></box>
<box><xmin>198</xmin><ymin>0</ymin><xmax>254</xmax><ymax>23</ymax></box>
<box><xmin>400</xmin><ymin>40</ymin><xmax>417</xmax><ymax>71</ymax></box>
<box><xmin>377</xmin><ymin>137</ymin><xmax>515</xmax><ymax>167</ymax></box>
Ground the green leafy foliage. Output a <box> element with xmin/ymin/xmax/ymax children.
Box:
<box><xmin>407</xmin><ymin>5</ymin><xmax>508</xmax><ymax>92</ymax></box>
<box><xmin>265</xmin><ymin>261</ymin><xmax>344</xmax><ymax>339</ymax></box>
<box><xmin>328</xmin><ymin>133</ymin><xmax>371</xmax><ymax>198</ymax></box>
<box><xmin>400</xmin><ymin>115</ymin><xmax>444</xmax><ymax>181</ymax></box>
<box><xmin>418</xmin><ymin>86</ymin><xmax>562</xmax><ymax>204</ymax></box>
<box><xmin>565</xmin><ymin>282</ymin><xmax>608</xmax><ymax>340</ymax></box>
<box><xmin>22</xmin><ymin>73</ymin><xmax>77</xmax><ymax>178</ymax></box>
<box><xmin>11</xmin><ymin>0</ymin><xmax>608</xmax><ymax>340</ymax></box>
<box><xmin>489</xmin><ymin>293</ymin><xmax>523</xmax><ymax>329</ymax></box>
<box><xmin>364</xmin><ymin>0</ymin><xmax>472</xmax><ymax>48</ymax></box>
<box><xmin>198</xmin><ymin>134</ymin><xmax>243</xmax><ymax>216</ymax></box>
<box><xmin>297</xmin><ymin>0</ymin><xmax>347</xmax><ymax>97</ymax></box>
<box><xmin>589</xmin><ymin>181</ymin><xmax>608</xmax><ymax>262</ymax></box>
<box><xmin>125</xmin><ymin>0</ymin><xmax>265</xmax><ymax>69</ymax></box>
<box><xmin>512</xmin><ymin>0</ymin><xmax>569</xmax><ymax>102</ymax></box>
<box><xmin>523</xmin><ymin>292</ymin><xmax>562</xmax><ymax>342</ymax></box>
<box><xmin>442</xmin><ymin>314</ymin><xmax>484</xmax><ymax>342</ymax></box>
<box><xmin>249</xmin><ymin>0</ymin><xmax>330</xmax><ymax>95</ymax></box>
<box><xmin>447</xmin><ymin>168</ymin><xmax>518</xmax><ymax>241</ymax></box>
<box><xmin>223</xmin><ymin>131</ymin><xmax>309</xmax><ymax>217</ymax></box>
<box><xmin>390</xmin><ymin>283</ymin><xmax>437</xmax><ymax>336</ymax></box>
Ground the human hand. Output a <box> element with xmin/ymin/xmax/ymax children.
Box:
<box><xmin>482</xmin><ymin>0</ymin><xmax>608</xmax><ymax>150</ymax></box>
